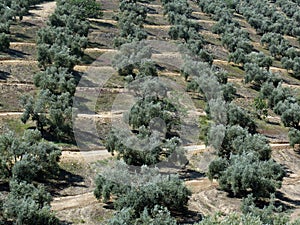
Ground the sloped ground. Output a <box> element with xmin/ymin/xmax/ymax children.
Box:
<box><xmin>0</xmin><ymin>0</ymin><xmax>300</xmax><ymax>224</ymax></box>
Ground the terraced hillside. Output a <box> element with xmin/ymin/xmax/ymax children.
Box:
<box><xmin>0</xmin><ymin>0</ymin><xmax>300</xmax><ymax>224</ymax></box>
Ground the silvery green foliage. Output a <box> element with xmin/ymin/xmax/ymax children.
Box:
<box><xmin>65</xmin><ymin>0</ymin><xmax>102</xmax><ymax>19</ymax></box>
<box><xmin>107</xmin><ymin>75</ymin><xmax>187</xmax><ymax>166</ymax></box>
<box><xmin>37</xmin><ymin>26</ymin><xmax>88</xmax><ymax>58</ymax></box>
<box><xmin>94</xmin><ymin>160</ymin><xmax>191</xmax><ymax>218</ymax></box>
<box><xmin>113</xmin><ymin>0</ymin><xmax>147</xmax><ymax>47</ymax></box>
<box><xmin>241</xmin><ymin>193</ymin><xmax>293</xmax><ymax>225</ymax></box>
<box><xmin>2</xmin><ymin>181</ymin><xmax>59</xmax><ymax>225</ymax></box>
<box><xmin>244</xmin><ymin>63</ymin><xmax>279</xmax><ymax>86</ymax></box>
<box><xmin>34</xmin><ymin>66</ymin><xmax>76</xmax><ymax>95</ymax></box>
<box><xmin>181</xmin><ymin>58</ymin><xmax>231</xmax><ymax>104</ymax></box>
<box><xmin>112</xmin><ymin>40</ymin><xmax>152</xmax><ymax>77</ymax></box>
<box><xmin>208</xmin><ymin>152</ymin><xmax>285</xmax><ymax>198</ymax></box>
<box><xmin>221</xmin><ymin>83</ymin><xmax>236</xmax><ymax>102</ymax></box>
<box><xmin>181</xmin><ymin>58</ymin><xmax>235</xmax><ymax>121</ymax></box>
<box><xmin>97</xmin><ymin>160</ymin><xmax>171</xmax><ymax>189</ymax></box>
<box><xmin>24</xmin><ymin>0</ymin><xmax>90</xmax><ymax>134</ymax></box>
<box><xmin>0</xmin><ymin>0</ymin><xmax>43</xmax><ymax>22</ymax></box>
<box><xmin>49</xmin><ymin>0</ymin><xmax>90</xmax><ymax>36</ymax></box>
<box><xmin>195</xmin><ymin>212</ymin><xmax>263</xmax><ymax>225</ymax></box>
<box><xmin>21</xmin><ymin>89</ymin><xmax>74</xmax><ymax>140</ymax></box>
<box><xmin>228</xmin><ymin>48</ymin><xmax>248</xmax><ymax>65</ymax></box>
<box><xmin>208</xmin><ymin>98</ymin><xmax>228</xmax><ymax>125</ymax></box>
<box><xmin>231</xmin><ymin>132</ymin><xmax>271</xmax><ymax>160</ymax></box>
<box><xmin>0</xmin><ymin>33</ymin><xmax>9</xmax><ymax>52</ymax></box>
<box><xmin>288</xmin><ymin>128</ymin><xmax>300</xmax><ymax>148</ymax></box>
<box><xmin>163</xmin><ymin>0</ymin><xmax>211</xmax><ymax>63</ymax></box>
<box><xmin>246</xmin><ymin>52</ymin><xmax>273</xmax><ymax>70</ymax></box>
<box><xmin>227</xmin><ymin>103</ymin><xmax>256</xmax><ymax>134</ymax></box>
<box><xmin>106</xmin><ymin>121</ymin><xmax>185</xmax><ymax>166</ymax></box>
<box><xmin>222</xmin><ymin>30</ymin><xmax>252</xmax><ymax>53</ymax></box>
<box><xmin>214</xmin><ymin>125</ymin><xmax>247</xmax><ymax>157</ymax></box>
<box><xmin>194</xmin><ymin>210</ymin><xmax>300</xmax><ymax>225</ymax></box>
<box><xmin>282</xmin><ymin>102</ymin><xmax>300</xmax><ymax>128</ymax></box>
<box><xmin>21</xmin><ymin>0</ymin><xmax>94</xmax><ymax>141</ymax></box>
<box><xmin>260</xmin><ymin>82</ymin><xmax>292</xmax><ymax>108</ymax></box>
<box><xmin>210</xmin><ymin>125</ymin><xmax>271</xmax><ymax>160</ymax></box>
<box><xmin>37</xmin><ymin>43</ymin><xmax>79</xmax><ymax>70</ymax></box>
<box><xmin>0</xmin><ymin>0</ymin><xmax>35</xmax><ymax>52</ymax></box>
<box><xmin>108</xmin><ymin>205</ymin><xmax>177</xmax><ymax>225</ymax></box>
<box><xmin>260</xmin><ymin>33</ymin><xmax>290</xmax><ymax>58</ymax></box>
<box><xmin>0</xmin><ymin>130</ymin><xmax>61</xmax><ymax>182</ymax></box>
<box><xmin>94</xmin><ymin>160</ymin><xmax>171</xmax><ymax>202</ymax></box>
<box><xmin>208</xmin><ymin>124</ymin><xmax>226</xmax><ymax>151</ymax></box>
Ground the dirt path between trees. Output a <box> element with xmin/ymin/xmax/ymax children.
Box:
<box><xmin>6</xmin><ymin>0</ymin><xmax>300</xmax><ymax>221</ymax></box>
<box><xmin>51</xmin><ymin>142</ymin><xmax>293</xmax><ymax>212</ymax></box>
<box><xmin>51</xmin><ymin>192</ymin><xmax>97</xmax><ymax>211</ymax></box>
<box><xmin>23</xmin><ymin>1</ymin><xmax>56</xmax><ymax>22</ymax></box>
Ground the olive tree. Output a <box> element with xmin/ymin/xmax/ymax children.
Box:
<box><xmin>21</xmin><ymin>90</ymin><xmax>74</xmax><ymax>140</ymax></box>
<box><xmin>0</xmin><ymin>130</ymin><xmax>61</xmax><ymax>182</ymax></box>
<box><xmin>288</xmin><ymin>128</ymin><xmax>300</xmax><ymax>148</ymax></box>
<box><xmin>108</xmin><ymin>205</ymin><xmax>177</xmax><ymax>225</ymax></box>
<box><xmin>106</xmin><ymin>79</ymin><xmax>184</xmax><ymax>166</ymax></box>
<box><xmin>21</xmin><ymin>67</ymin><xmax>75</xmax><ymax>140</ymax></box>
<box><xmin>246</xmin><ymin>52</ymin><xmax>273</xmax><ymax>70</ymax></box>
<box><xmin>196</xmin><ymin>195</ymin><xmax>299</xmax><ymax>225</ymax></box>
<box><xmin>227</xmin><ymin>103</ymin><xmax>256</xmax><ymax>133</ymax></box>
<box><xmin>94</xmin><ymin>161</ymin><xmax>191</xmax><ymax>220</ymax></box>
<box><xmin>2</xmin><ymin>181</ymin><xmax>59</xmax><ymax>225</ymax></box>
<box><xmin>260</xmin><ymin>83</ymin><xmax>292</xmax><ymax>108</ymax></box>
<box><xmin>37</xmin><ymin>43</ymin><xmax>79</xmax><ymax>70</ymax></box>
<box><xmin>0</xmin><ymin>33</ymin><xmax>9</xmax><ymax>52</ymax></box>
<box><xmin>244</xmin><ymin>63</ymin><xmax>279</xmax><ymax>86</ymax></box>
<box><xmin>114</xmin><ymin>1</ymin><xmax>147</xmax><ymax>46</ymax></box>
<box><xmin>275</xmin><ymin>101</ymin><xmax>300</xmax><ymax>128</ymax></box>
<box><xmin>209</xmin><ymin>125</ymin><xmax>270</xmax><ymax>160</ymax></box>
<box><xmin>208</xmin><ymin>153</ymin><xmax>285</xmax><ymax>198</ymax></box>
<box><xmin>65</xmin><ymin>0</ymin><xmax>102</xmax><ymax>18</ymax></box>
<box><xmin>112</xmin><ymin>40</ymin><xmax>152</xmax><ymax>78</ymax></box>
<box><xmin>37</xmin><ymin>27</ymin><xmax>88</xmax><ymax>58</ymax></box>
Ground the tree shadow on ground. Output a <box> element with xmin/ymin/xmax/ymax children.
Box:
<box><xmin>41</xmin><ymin>130</ymin><xmax>77</xmax><ymax>146</ymax></box>
<box><xmin>294</xmin><ymin>148</ymin><xmax>300</xmax><ymax>154</ymax></box>
<box><xmin>91</xmin><ymin>20</ymin><xmax>115</xmax><ymax>28</ymax></box>
<box><xmin>73</xmin><ymin>97</ymin><xmax>97</xmax><ymax>113</ymax></box>
<box><xmin>174</xmin><ymin>209</ymin><xmax>202</xmax><ymax>224</ymax></box>
<box><xmin>88</xmin><ymin>41</ymin><xmax>106</xmax><ymax>48</ymax></box>
<box><xmin>45</xmin><ymin>168</ymin><xmax>86</xmax><ymax>197</ymax></box>
<box><xmin>11</xmin><ymin>33</ymin><xmax>31</xmax><ymax>42</ymax></box>
<box><xmin>7</xmin><ymin>49</ymin><xmax>29</xmax><ymax>59</ymax></box>
<box><xmin>81</xmin><ymin>54</ymin><xmax>97</xmax><ymax>65</ymax></box>
<box><xmin>234</xmin><ymin>93</ymin><xmax>245</xmax><ymax>98</ymax></box>
<box><xmin>145</xmin><ymin>6</ymin><xmax>158</xmax><ymax>14</ymax></box>
<box><xmin>20</xmin><ymin>21</ymin><xmax>36</xmax><ymax>27</ymax></box>
<box><xmin>70</xmin><ymin>129</ymin><xmax>103</xmax><ymax>150</ymax></box>
<box><xmin>249</xmin><ymin>83</ymin><xmax>262</xmax><ymax>91</ymax></box>
<box><xmin>103</xmin><ymin>201</ymin><xmax>115</xmax><ymax>210</ymax></box>
<box><xmin>266</xmin><ymin>120</ymin><xmax>280</xmax><ymax>126</ymax></box>
<box><xmin>0</xmin><ymin>71</ymin><xmax>10</xmax><ymax>80</ymax></box>
<box><xmin>275</xmin><ymin>191</ymin><xmax>300</xmax><ymax>211</ymax></box>
<box><xmin>59</xmin><ymin>221</ymin><xmax>73</xmax><ymax>225</ymax></box>
<box><xmin>179</xmin><ymin>169</ymin><xmax>206</xmax><ymax>181</ymax></box>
